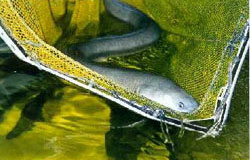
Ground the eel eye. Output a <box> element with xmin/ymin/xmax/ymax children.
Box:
<box><xmin>179</xmin><ymin>102</ymin><xmax>184</xmax><ymax>108</ymax></box>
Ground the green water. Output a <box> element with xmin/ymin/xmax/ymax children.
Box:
<box><xmin>0</xmin><ymin>51</ymin><xmax>248</xmax><ymax>160</ymax></box>
<box><xmin>0</xmin><ymin>0</ymin><xmax>249</xmax><ymax>159</ymax></box>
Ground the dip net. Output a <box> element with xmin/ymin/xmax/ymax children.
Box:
<box><xmin>0</xmin><ymin>0</ymin><xmax>248</xmax><ymax>136</ymax></box>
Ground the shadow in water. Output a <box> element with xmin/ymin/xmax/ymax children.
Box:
<box><xmin>105</xmin><ymin>101</ymin><xmax>178</xmax><ymax>160</ymax></box>
<box><xmin>4</xmin><ymin>78</ymin><xmax>64</xmax><ymax>140</ymax></box>
<box><xmin>0</xmin><ymin>67</ymin><xmax>64</xmax><ymax>139</ymax></box>
<box><xmin>6</xmin><ymin>89</ymin><xmax>51</xmax><ymax>139</ymax></box>
<box><xmin>0</xmin><ymin>55</ymin><xmax>42</xmax><ymax>121</ymax></box>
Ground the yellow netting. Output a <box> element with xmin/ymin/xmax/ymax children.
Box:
<box><xmin>0</xmin><ymin>0</ymin><xmax>245</xmax><ymax>120</ymax></box>
<box><xmin>0</xmin><ymin>0</ymin><xmax>169</xmax><ymax>116</ymax></box>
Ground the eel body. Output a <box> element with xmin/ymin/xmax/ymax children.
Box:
<box><xmin>72</xmin><ymin>0</ymin><xmax>162</xmax><ymax>60</ymax></box>
<box><xmin>73</xmin><ymin>0</ymin><xmax>198</xmax><ymax>113</ymax></box>
<box><xmin>84</xmin><ymin>63</ymin><xmax>198</xmax><ymax>113</ymax></box>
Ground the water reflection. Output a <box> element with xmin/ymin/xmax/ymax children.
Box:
<box><xmin>0</xmin><ymin>54</ymin><xmax>172</xmax><ymax>159</ymax></box>
<box><xmin>0</xmin><ymin>52</ymin><xmax>248</xmax><ymax>160</ymax></box>
<box><xmin>6</xmin><ymin>88</ymin><xmax>59</xmax><ymax>139</ymax></box>
<box><xmin>0</xmin><ymin>85</ymin><xmax>112</xmax><ymax>159</ymax></box>
<box><xmin>105</xmin><ymin>102</ymin><xmax>171</xmax><ymax>160</ymax></box>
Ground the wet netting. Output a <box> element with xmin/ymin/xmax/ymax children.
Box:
<box><xmin>0</xmin><ymin>0</ymin><xmax>248</xmax><ymax>136</ymax></box>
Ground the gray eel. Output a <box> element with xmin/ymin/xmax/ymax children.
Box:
<box><xmin>84</xmin><ymin>62</ymin><xmax>198</xmax><ymax>113</ymax></box>
<box><xmin>69</xmin><ymin>0</ymin><xmax>199</xmax><ymax>113</ymax></box>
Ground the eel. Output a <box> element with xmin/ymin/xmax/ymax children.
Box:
<box><xmin>68</xmin><ymin>0</ymin><xmax>199</xmax><ymax>113</ymax></box>
<box><xmin>84</xmin><ymin>62</ymin><xmax>198</xmax><ymax>113</ymax></box>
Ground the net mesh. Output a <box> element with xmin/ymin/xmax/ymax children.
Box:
<box><xmin>0</xmin><ymin>0</ymin><xmax>168</xmax><ymax>116</ymax></box>
<box><xmin>0</xmin><ymin>0</ymin><xmax>247</xmax><ymax>120</ymax></box>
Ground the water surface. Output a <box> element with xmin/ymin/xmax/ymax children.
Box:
<box><xmin>0</xmin><ymin>40</ymin><xmax>248</xmax><ymax>160</ymax></box>
<box><xmin>0</xmin><ymin>0</ymin><xmax>248</xmax><ymax>159</ymax></box>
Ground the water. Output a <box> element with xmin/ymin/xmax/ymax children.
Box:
<box><xmin>0</xmin><ymin>0</ymin><xmax>249</xmax><ymax>159</ymax></box>
<box><xmin>0</xmin><ymin>42</ymin><xmax>248</xmax><ymax>160</ymax></box>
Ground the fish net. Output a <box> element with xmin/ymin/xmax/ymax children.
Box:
<box><xmin>0</xmin><ymin>0</ymin><xmax>248</xmax><ymax>136</ymax></box>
